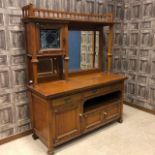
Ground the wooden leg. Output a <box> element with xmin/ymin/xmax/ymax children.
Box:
<box><xmin>32</xmin><ymin>133</ymin><xmax>38</xmax><ymax>140</ymax></box>
<box><xmin>47</xmin><ymin>139</ymin><xmax>54</xmax><ymax>155</ymax></box>
<box><xmin>118</xmin><ymin>117</ymin><xmax>123</xmax><ymax>123</ymax></box>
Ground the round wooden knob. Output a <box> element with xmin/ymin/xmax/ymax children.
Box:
<box><xmin>103</xmin><ymin>112</ymin><xmax>107</xmax><ymax>116</ymax></box>
<box><xmin>79</xmin><ymin>114</ymin><xmax>83</xmax><ymax>117</ymax></box>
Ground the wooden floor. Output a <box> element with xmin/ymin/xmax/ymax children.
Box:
<box><xmin>1</xmin><ymin>105</ymin><xmax>155</xmax><ymax>155</ymax></box>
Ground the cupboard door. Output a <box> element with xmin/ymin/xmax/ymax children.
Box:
<box><xmin>83</xmin><ymin>109</ymin><xmax>103</xmax><ymax>132</ymax></box>
<box><xmin>104</xmin><ymin>102</ymin><xmax>120</xmax><ymax>120</ymax></box>
<box><xmin>53</xmin><ymin>103</ymin><xmax>80</xmax><ymax>145</ymax></box>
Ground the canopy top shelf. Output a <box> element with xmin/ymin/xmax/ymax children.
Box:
<box><xmin>22</xmin><ymin>4</ymin><xmax>114</xmax><ymax>26</ymax></box>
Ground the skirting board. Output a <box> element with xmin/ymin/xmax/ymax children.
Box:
<box><xmin>125</xmin><ymin>102</ymin><xmax>155</xmax><ymax>115</ymax></box>
<box><xmin>0</xmin><ymin>129</ymin><xmax>33</xmax><ymax>145</ymax></box>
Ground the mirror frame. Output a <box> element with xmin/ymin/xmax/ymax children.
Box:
<box><xmin>68</xmin><ymin>27</ymin><xmax>103</xmax><ymax>75</ymax></box>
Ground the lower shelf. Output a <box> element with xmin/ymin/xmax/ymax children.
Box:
<box><xmin>83</xmin><ymin>91</ymin><xmax>121</xmax><ymax>113</ymax></box>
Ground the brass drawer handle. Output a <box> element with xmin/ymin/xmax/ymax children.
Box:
<box><xmin>91</xmin><ymin>89</ymin><xmax>98</xmax><ymax>94</ymax></box>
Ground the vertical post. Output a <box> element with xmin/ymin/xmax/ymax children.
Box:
<box><xmin>107</xmin><ymin>25</ymin><xmax>113</xmax><ymax>72</ymax></box>
<box><xmin>64</xmin><ymin>24</ymin><xmax>69</xmax><ymax>80</ymax></box>
<box><xmin>47</xmin><ymin>102</ymin><xmax>54</xmax><ymax>155</ymax></box>
<box><xmin>30</xmin><ymin>23</ymin><xmax>38</xmax><ymax>86</ymax></box>
<box><xmin>28</xmin><ymin>3</ymin><xmax>34</xmax><ymax>17</ymax></box>
<box><xmin>92</xmin><ymin>31</ymin><xmax>96</xmax><ymax>68</ymax></box>
<box><xmin>31</xmin><ymin>58</ymin><xmax>38</xmax><ymax>86</ymax></box>
<box><xmin>118</xmin><ymin>82</ymin><xmax>124</xmax><ymax>123</ymax></box>
<box><xmin>99</xmin><ymin>28</ymin><xmax>103</xmax><ymax>71</ymax></box>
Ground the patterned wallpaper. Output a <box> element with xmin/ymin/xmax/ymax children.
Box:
<box><xmin>113</xmin><ymin>0</ymin><xmax>155</xmax><ymax>111</ymax></box>
<box><xmin>80</xmin><ymin>31</ymin><xmax>99</xmax><ymax>69</ymax></box>
<box><xmin>3</xmin><ymin>0</ymin><xmax>150</xmax><ymax>140</ymax></box>
<box><xmin>0</xmin><ymin>0</ymin><xmax>30</xmax><ymax>139</ymax></box>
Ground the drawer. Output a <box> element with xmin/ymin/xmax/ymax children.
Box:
<box><xmin>82</xmin><ymin>102</ymin><xmax>120</xmax><ymax>132</ymax></box>
<box><xmin>103</xmin><ymin>102</ymin><xmax>120</xmax><ymax>120</ymax></box>
<box><xmin>52</xmin><ymin>94</ymin><xmax>81</xmax><ymax>107</ymax></box>
<box><xmin>84</xmin><ymin>83</ymin><xmax>122</xmax><ymax>98</ymax></box>
<box><xmin>83</xmin><ymin>109</ymin><xmax>103</xmax><ymax>131</ymax></box>
<box><xmin>84</xmin><ymin>88</ymin><xmax>103</xmax><ymax>98</ymax></box>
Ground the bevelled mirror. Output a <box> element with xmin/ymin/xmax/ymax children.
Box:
<box><xmin>37</xmin><ymin>56</ymin><xmax>63</xmax><ymax>82</ymax></box>
<box><xmin>68</xmin><ymin>31</ymin><xmax>99</xmax><ymax>72</ymax></box>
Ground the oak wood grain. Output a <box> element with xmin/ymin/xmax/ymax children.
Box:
<box><xmin>28</xmin><ymin>72</ymin><xmax>127</xmax><ymax>98</ymax></box>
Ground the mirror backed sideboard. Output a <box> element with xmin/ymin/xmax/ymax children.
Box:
<box><xmin>22</xmin><ymin>4</ymin><xmax>127</xmax><ymax>155</ymax></box>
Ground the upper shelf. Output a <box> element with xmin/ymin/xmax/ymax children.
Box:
<box><xmin>22</xmin><ymin>4</ymin><xmax>114</xmax><ymax>26</ymax></box>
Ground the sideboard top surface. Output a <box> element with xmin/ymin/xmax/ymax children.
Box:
<box><xmin>28</xmin><ymin>72</ymin><xmax>127</xmax><ymax>99</ymax></box>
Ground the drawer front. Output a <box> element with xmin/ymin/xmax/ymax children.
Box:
<box><xmin>104</xmin><ymin>102</ymin><xmax>120</xmax><ymax>120</ymax></box>
<box><xmin>82</xmin><ymin>102</ymin><xmax>120</xmax><ymax>133</ymax></box>
<box><xmin>83</xmin><ymin>109</ymin><xmax>103</xmax><ymax>131</ymax></box>
<box><xmin>84</xmin><ymin>83</ymin><xmax>122</xmax><ymax>98</ymax></box>
<box><xmin>84</xmin><ymin>88</ymin><xmax>103</xmax><ymax>98</ymax></box>
<box><xmin>52</xmin><ymin>94</ymin><xmax>81</xmax><ymax>108</ymax></box>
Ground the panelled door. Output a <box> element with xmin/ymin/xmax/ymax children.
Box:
<box><xmin>53</xmin><ymin>96</ymin><xmax>81</xmax><ymax>144</ymax></box>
